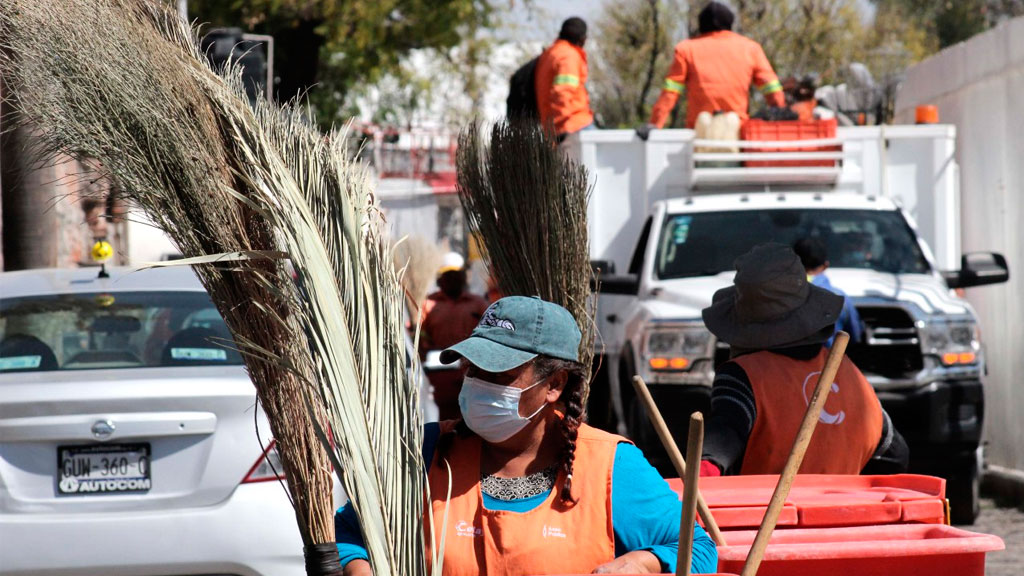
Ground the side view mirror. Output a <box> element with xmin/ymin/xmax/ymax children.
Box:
<box><xmin>942</xmin><ymin>252</ymin><xmax>1009</xmax><ymax>289</ymax></box>
<box><xmin>596</xmin><ymin>274</ymin><xmax>640</xmax><ymax>295</ymax></box>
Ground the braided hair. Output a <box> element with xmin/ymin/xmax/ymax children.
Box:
<box><xmin>532</xmin><ymin>356</ymin><xmax>586</xmax><ymax>504</ymax></box>
<box><xmin>435</xmin><ymin>356</ymin><xmax>587</xmax><ymax>504</ymax></box>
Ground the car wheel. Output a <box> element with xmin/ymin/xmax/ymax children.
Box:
<box><xmin>948</xmin><ymin>456</ymin><xmax>981</xmax><ymax>525</ymax></box>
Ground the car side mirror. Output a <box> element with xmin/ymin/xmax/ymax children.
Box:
<box><xmin>943</xmin><ymin>252</ymin><xmax>1009</xmax><ymax>289</ymax></box>
<box><xmin>596</xmin><ymin>274</ymin><xmax>640</xmax><ymax>295</ymax></box>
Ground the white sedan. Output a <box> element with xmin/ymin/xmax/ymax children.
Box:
<box><xmin>0</xmin><ymin>266</ymin><xmax>345</xmax><ymax>575</ymax></box>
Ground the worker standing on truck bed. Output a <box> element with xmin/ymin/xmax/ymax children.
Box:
<box><xmin>698</xmin><ymin>243</ymin><xmax>908</xmax><ymax>477</ymax></box>
<box><xmin>639</xmin><ymin>1</ymin><xmax>785</xmax><ymax>137</ymax></box>
<box><xmin>535</xmin><ymin>17</ymin><xmax>594</xmax><ymax>156</ymax></box>
<box><xmin>338</xmin><ymin>297</ymin><xmax>719</xmax><ymax>574</ymax></box>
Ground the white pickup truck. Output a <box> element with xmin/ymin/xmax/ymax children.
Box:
<box><xmin>575</xmin><ymin>125</ymin><xmax>1009</xmax><ymax>524</ymax></box>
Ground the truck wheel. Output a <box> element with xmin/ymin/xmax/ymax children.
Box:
<box><xmin>948</xmin><ymin>457</ymin><xmax>980</xmax><ymax>525</ymax></box>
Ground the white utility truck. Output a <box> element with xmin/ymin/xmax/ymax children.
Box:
<box><xmin>575</xmin><ymin>125</ymin><xmax>1008</xmax><ymax>524</ymax></box>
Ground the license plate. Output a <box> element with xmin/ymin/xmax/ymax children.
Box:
<box><xmin>57</xmin><ymin>443</ymin><xmax>152</xmax><ymax>495</ymax></box>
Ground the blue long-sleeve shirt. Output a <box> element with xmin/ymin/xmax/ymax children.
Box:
<box><xmin>811</xmin><ymin>273</ymin><xmax>863</xmax><ymax>345</ymax></box>
<box><xmin>336</xmin><ymin>423</ymin><xmax>718</xmax><ymax>574</ymax></box>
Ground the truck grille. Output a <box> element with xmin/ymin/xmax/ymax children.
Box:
<box><xmin>848</xmin><ymin>306</ymin><xmax>923</xmax><ymax>378</ymax></box>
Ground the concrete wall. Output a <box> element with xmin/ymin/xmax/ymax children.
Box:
<box><xmin>895</xmin><ymin>17</ymin><xmax>1024</xmax><ymax>481</ymax></box>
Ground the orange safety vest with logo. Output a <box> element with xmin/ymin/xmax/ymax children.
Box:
<box><xmin>733</xmin><ymin>349</ymin><xmax>883</xmax><ymax>475</ymax></box>
<box><xmin>650</xmin><ymin>31</ymin><xmax>785</xmax><ymax>129</ymax></box>
<box><xmin>535</xmin><ymin>39</ymin><xmax>595</xmax><ymax>135</ymax></box>
<box><xmin>425</xmin><ymin>422</ymin><xmax>623</xmax><ymax>575</ymax></box>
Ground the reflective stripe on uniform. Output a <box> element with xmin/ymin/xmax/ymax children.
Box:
<box><xmin>759</xmin><ymin>79</ymin><xmax>783</xmax><ymax>94</ymax></box>
<box><xmin>553</xmin><ymin>74</ymin><xmax>580</xmax><ymax>86</ymax></box>
<box><xmin>662</xmin><ymin>78</ymin><xmax>685</xmax><ymax>94</ymax></box>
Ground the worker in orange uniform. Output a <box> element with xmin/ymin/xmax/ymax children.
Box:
<box><xmin>637</xmin><ymin>2</ymin><xmax>786</xmax><ymax>138</ymax></box>
<box><xmin>535</xmin><ymin>17</ymin><xmax>594</xmax><ymax>157</ymax></box>
<box><xmin>419</xmin><ymin>252</ymin><xmax>490</xmax><ymax>420</ymax></box>
<box><xmin>698</xmin><ymin>244</ymin><xmax>908</xmax><ymax>477</ymax></box>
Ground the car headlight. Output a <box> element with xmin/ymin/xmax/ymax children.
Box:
<box><xmin>918</xmin><ymin>318</ymin><xmax>980</xmax><ymax>366</ymax></box>
<box><xmin>642</xmin><ymin>322</ymin><xmax>713</xmax><ymax>372</ymax></box>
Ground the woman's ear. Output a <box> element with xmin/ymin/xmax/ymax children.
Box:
<box><xmin>545</xmin><ymin>370</ymin><xmax>568</xmax><ymax>403</ymax></box>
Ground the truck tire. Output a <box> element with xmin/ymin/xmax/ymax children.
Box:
<box><xmin>948</xmin><ymin>455</ymin><xmax>981</xmax><ymax>525</ymax></box>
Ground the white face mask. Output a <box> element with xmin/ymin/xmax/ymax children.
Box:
<box><xmin>458</xmin><ymin>375</ymin><xmax>548</xmax><ymax>443</ymax></box>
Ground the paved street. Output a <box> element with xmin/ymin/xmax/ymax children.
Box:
<box><xmin>964</xmin><ymin>498</ymin><xmax>1024</xmax><ymax>575</ymax></box>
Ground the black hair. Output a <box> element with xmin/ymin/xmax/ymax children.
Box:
<box><xmin>698</xmin><ymin>2</ymin><xmax>734</xmax><ymax>34</ymax></box>
<box><xmin>435</xmin><ymin>355</ymin><xmax>587</xmax><ymax>504</ymax></box>
<box><xmin>793</xmin><ymin>237</ymin><xmax>829</xmax><ymax>270</ymax></box>
<box><xmin>532</xmin><ymin>356</ymin><xmax>586</xmax><ymax>504</ymax></box>
<box><xmin>559</xmin><ymin>17</ymin><xmax>587</xmax><ymax>46</ymax></box>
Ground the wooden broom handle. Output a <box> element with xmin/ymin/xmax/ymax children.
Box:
<box><xmin>631</xmin><ymin>376</ymin><xmax>726</xmax><ymax>546</ymax></box>
<box><xmin>740</xmin><ymin>331</ymin><xmax>850</xmax><ymax>576</ymax></box>
<box><xmin>677</xmin><ymin>412</ymin><xmax>704</xmax><ymax>576</ymax></box>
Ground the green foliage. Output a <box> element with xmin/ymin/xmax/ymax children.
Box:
<box><xmin>189</xmin><ymin>0</ymin><xmax>493</xmax><ymax>127</ymax></box>
<box><xmin>735</xmin><ymin>0</ymin><xmax>871</xmax><ymax>84</ymax></box>
<box><xmin>872</xmin><ymin>0</ymin><xmax>1024</xmax><ymax>50</ymax></box>
<box><xmin>589</xmin><ymin>0</ymin><xmax>688</xmax><ymax>128</ymax></box>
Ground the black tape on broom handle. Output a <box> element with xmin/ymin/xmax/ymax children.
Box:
<box><xmin>304</xmin><ymin>543</ymin><xmax>344</xmax><ymax>576</ymax></box>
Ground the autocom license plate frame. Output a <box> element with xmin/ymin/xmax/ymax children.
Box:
<box><xmin>57</xmin><ymin>443</ymin><xmax>152</xmax><ymax>495</ymax></box>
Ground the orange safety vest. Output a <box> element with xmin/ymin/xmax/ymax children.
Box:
<box><xmin>733</xmin><ymin>349</ymin><xmax>883</xmax><ymax>475</ymax></box>
<box><xmin>650</xmin><ymin>31</ymin><xmax>785</xmax><ymax>129</ymax></box>
<box><xmin>425</xmin><ymin>422</ymin><xmax>623</xmax><ymax>575</ymax></box>
<box><xmin>535</xmin><ymin>39</ymin><xmax>594</xmax><ymax>135</ymax></box>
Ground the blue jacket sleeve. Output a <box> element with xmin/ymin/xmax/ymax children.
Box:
<box><xmin>612</xmin><ymin>442</ymin><xmax>718</xmax><ymax>574</ymax></box>
<box><xmin>335</xmin><ymin>422</ymin><xmax>442</xmax><ymax>568</ymax></box>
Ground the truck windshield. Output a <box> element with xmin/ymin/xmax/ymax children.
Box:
<box><xmin>0</xmin><ymin>291</ymin><xmax>242</xmax><ymax>372</ymax></box>
<box><xmin>656</xmin><ymin>208</ymin><xmax>931</xmax><ymax>279</ymax></box>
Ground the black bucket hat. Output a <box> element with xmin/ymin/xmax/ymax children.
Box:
<box><xmin>702</xmin><ymin>243</ymin><xmax>844</xmax><ymax>349</ymax></box>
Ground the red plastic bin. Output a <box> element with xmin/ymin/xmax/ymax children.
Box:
<box><xmin>716</xmin><ymin>524</ymin><xmax>1004</xmax><ymax>576</ymax></box>
<box><xmin>666</xmin><ymin>474</ymin><xmax>947</xmax><ymax>530</ymax></box>
<box><xmin>740</xmin><ymin>118</ymin><xmax>839</xmax><ymax>167</ymax></box>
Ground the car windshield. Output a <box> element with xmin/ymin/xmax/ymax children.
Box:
<box><xmin>0</xmin><ymin>291</ymin><xmax>242</xmax><ymax>372</ymax></box>
<box><xmin>656</xmin><ymin>208</ymin><xmax>931</xmax><ymax>279</ymax></box>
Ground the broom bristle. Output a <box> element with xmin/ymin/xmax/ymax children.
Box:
<box><xmin>456</xmin><ymin>120</ymin><xmax>596</xmax><ymax>405</ymax></box>
<box><xmin>1</xmin><ymin>2</ymin><xmax>426</xmax><ymax>574</ymax></box>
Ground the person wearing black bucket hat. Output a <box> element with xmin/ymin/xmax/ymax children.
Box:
<box><xmin>336</xmin><ymin>296</ymin><xmax>718</xmax><ymax>575</ymax></box>
<box><xmin>698</xmin><ymin>244</ymin><xmax>908</xmax><ymax>477</ymax></box>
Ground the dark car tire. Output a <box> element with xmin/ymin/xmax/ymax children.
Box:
<box><xmin>948</xmin><ymin>456</ymin><xmax>981</xmax><ymax>525</ymax></box>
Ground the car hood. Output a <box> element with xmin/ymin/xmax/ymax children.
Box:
<box><xmin>645</xmin><ymin>269</ymin><xmax>970</xmax><ymax>319</ymax></box>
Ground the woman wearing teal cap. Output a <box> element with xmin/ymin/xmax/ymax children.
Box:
<box><xmin>336</xmin><ymin>296</ymin><xmax>718</xmax><ymax>575</ymax></box>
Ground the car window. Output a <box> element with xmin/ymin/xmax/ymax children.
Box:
<box><xmin>656</xmin><ymin>208</ymin><xmax>931</xmax><ymax>279</ymax></box>
<box><xmin>0</xmin><ymin>291</ymin><xmax>242</xmax><ymax>372</ymax></box>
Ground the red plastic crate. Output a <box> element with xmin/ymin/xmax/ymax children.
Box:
<box><xmin>740</xmin><ymin>118</ymin><xmax>839</xmax><ymax>167</ymax></box>
<box><xmin>716</xmin><ymin>524</ymin><xmax>1004</xmax><ymax>576</ymax></box>
<box><xmin>666</xmin><ymin>474</ymin><xmax>947</xmax><ymax>530</ymax></box>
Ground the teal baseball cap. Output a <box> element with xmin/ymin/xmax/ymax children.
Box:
<box><xmin>440</xmin><ymin>296</ymin><xmax>582</xmax><ymax>373</ymax></box>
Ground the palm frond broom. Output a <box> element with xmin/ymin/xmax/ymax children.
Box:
<box><xmin>456</xmin><ymin>120</ymin><xmax>596</xmax><ymax>403</ymax></box>
<box><xmin>0</xmin><ymin>1</ymin><xmax>428</xmax><ymax>574</ymax></box>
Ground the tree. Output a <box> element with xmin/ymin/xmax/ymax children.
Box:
<box><xmin>189</xmin><ymin>0</ymin><xmax>495</xmax><ymax>127</ymax></box>
<box><xmin>589</xmin><ymin>0</ymin><xmax>688</xmax><ymax>128</ymax></box>
<box><xmin>872</xmin><ymin>0</ymin><xmax>1024</xmax><ymax>50</ymax></box>
<box><xmin>734</xmin><ymin>0</ymin><xmax>872</xmax><ymax>83</ymax></box>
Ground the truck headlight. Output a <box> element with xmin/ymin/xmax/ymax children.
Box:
<box><xmin>918</xmin><ymin>319</ymin><xmax>980</xmax><ymax>366</ymax></box>
<box><xmin>642</xmin><ymin>322</ymin><xmax>713</xmax><ymax>372</ymax></box>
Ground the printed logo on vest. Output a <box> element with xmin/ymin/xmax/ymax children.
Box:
<box><xmin>542</xmin><ymin>525</ymin><xmax>567</xmax><ymax>539</ymax></box>
<box><xmin>455</xmin><ymin>520</ymin><xmax>482</xmax><ymax>537</ymax></box>
<box><xmin>480</xmin><ymin>307</ymin><xmax>515</xmax><ymax>331</ymax></box>
<box><xmin>802</xmin><ymin>371</ymin><xmax>846</xmax><ymax>425</ymax></box>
